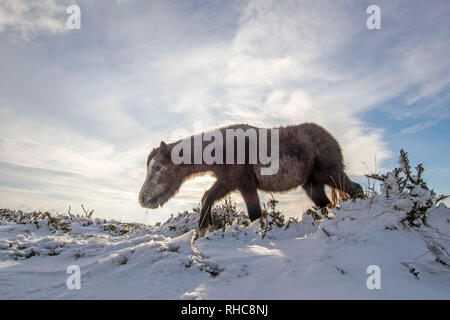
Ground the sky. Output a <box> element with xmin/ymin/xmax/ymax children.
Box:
<box><xmin>0</xmin><ymin>0</ymin><xmax>449</xmax><ymax>224</ymax></box>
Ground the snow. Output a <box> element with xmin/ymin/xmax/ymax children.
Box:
<box><xmin>1</xmin><ymin>189</ymin><xmax>449</xmax><ymax>300</ymax></box>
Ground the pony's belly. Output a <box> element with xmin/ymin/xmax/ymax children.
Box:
<box><xmin>253</xmin><ymin>157</ymin><xmax>305</xmax><ymax>192</ymax></box>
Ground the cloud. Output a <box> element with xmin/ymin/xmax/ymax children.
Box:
<box><xmin>0</xmin><ymin>111</ymin><xmax>148</xmax><ymax>222</ymax></box>
<box><xmin>0</xmin><ymin>0</ymin><xmax>68</xmax><ymax>40</ymax></box>
<box><xmin>401</xmin><ymin>119</ymin><xmax>441</xmax><ymax>135</ymax></box>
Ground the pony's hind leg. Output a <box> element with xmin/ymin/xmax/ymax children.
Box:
<box><xmin>302</xmin><ymin>177</ymin><xmax>331</xmax><ymax>209</ymax></box>
<box><xmin>325</xmin><ymin>172</ymin><xmax>364</xmax><ymax>199</ymax></box>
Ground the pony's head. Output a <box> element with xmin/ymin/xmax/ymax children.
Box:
<box><xmin>139</xmin><ymin>141</ymin><xmax>185</xmax><ymax>209</ymax></box>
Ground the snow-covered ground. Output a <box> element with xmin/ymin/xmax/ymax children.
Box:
<box><xmin>0</xmin><ymin>192</ymin><xmax>449</xmax><ymax>299</ymax></box>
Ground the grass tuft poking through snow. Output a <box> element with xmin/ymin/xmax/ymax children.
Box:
<box><xmin>0</xmin><ymin>150</ymin><xmax>449</xmax><ymax>299</ymax></box>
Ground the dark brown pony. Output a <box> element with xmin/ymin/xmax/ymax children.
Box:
<box><xmin>139</xmin><ymin>123</ymin><xmax>363</xmax><ymax>235</ymax></box>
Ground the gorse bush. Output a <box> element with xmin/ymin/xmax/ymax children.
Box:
<box><xmin>366</xmin><ymin>149</ymin><xmax>448</xmax><ymax>227</ymax></box>
<box><xmin>0</xmin><ymin>206</ymin><xmax>143</xmax><ymax>236</ymax></box>
<box><xmin>210</xmin><ymin>195</ymin><xmax>250</xmax><ymax>230</ymax></box>
<box><xmin>260</xmin><ymin>196</ymin><xmax>286</xmax><ymax>238</ymax></box>
<box><xmin>208</xmin><ymin>195</ymin><xmax>290</xmax><ymax>238</ymax></box>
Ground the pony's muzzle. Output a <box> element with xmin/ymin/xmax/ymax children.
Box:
<box><xmin>139</xmin><ymin>192</ymin><xmax>159</xmax><ymax>209</ymax></box>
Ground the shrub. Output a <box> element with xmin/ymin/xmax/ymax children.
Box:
<box><xmin>210</xmin><ymin>195</ymin><xmax>250</xmax><ymax>230</ymax></box>
<box><xmin>260</xmin><ymin>196</ymin><xmax>286</xmax><ymax>238</ymax></box>
<box><xmin>366</xmin><ymin>149</ymin><xmax>448</xmax><ymax>227</ymax></box>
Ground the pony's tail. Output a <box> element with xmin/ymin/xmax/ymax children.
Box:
<box><xmin>329</xmin><ymin>187</ymin><xmax>351</xmax><ymax>208</ymax></box>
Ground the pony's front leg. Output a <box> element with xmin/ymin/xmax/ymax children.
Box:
<box><xmin>197</xmin><ymin>181</ymin><xmax>233</xmax><ymax>237</ymax></box>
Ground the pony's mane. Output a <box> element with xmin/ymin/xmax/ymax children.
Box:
<box><xmin>146</xmin><ymin>148</ymin><xmax>158</xmax><ymax>166</ymax></box>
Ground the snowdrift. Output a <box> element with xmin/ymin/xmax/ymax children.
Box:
<box><xmin>0</xmin><ymin>198</ymin><xmax>448</xmax><ymax>299</ymax></box>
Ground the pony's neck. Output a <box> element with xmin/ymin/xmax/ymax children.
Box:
<box><xmin>179</xmin><ymin>163</ymin><xmax>211</xmax><ymax>178</ymax></box>
<box><xmin>168</xmin><ymin>139</ymin><xmax>214</xmax><ymax>178</ymax></box>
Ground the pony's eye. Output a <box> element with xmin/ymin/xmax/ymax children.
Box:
<box><xmin>154</xmin><ymin>165</ymin><xmax>162</xmax><ymax>172</ymax></box>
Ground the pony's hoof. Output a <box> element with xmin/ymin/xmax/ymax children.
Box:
<box><xmin>196</xmin><ymin>226</ymin><xmax>208</xmax><ymax>237</ymax></box>
<box><xmin>196</xmin><ymin>224</ymin><xmax>215</xmax><ymax>238</ymax></box>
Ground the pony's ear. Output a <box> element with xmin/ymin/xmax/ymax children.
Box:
<box><xmin>159</xmin><ymin>141</ymin><xmax>170</xmax><ymax>158</ymax></box>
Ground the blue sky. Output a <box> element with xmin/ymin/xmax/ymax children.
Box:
<box><xmin>0</xmin><ymin>0</ymin><xmax>449</xmax><ymax>223</ymax></box>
